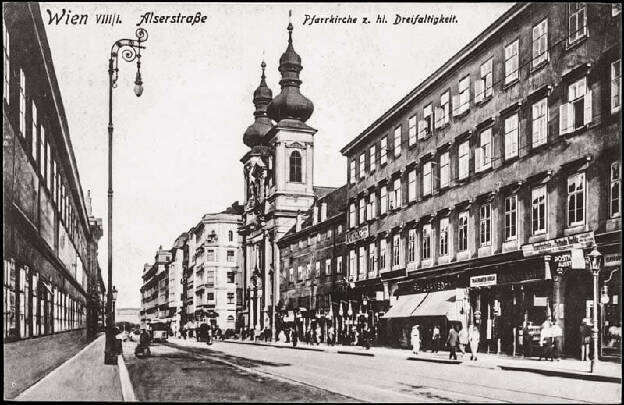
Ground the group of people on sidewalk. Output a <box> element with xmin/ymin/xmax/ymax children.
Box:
<box><xmin>411</xmin><ymin>324</ymin><xmax>481</xmax><ymax>361</ymax></box>
<box><xmin>238</xmin><ymin>324</ymin><xmax>376</xmax><ymax>349</ymax></box>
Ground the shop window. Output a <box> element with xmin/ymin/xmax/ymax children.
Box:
<box><xmin>612</xmin><ymin>59</ymin><xmax>621</xmax><ymax>114</ymax></box>
<box><xmin>532</xmin><ymin>186</ymin><xmax>547</xmax><ymax>234</ymax></box>
<box><xmin>504</xmin><ymin>195</ymin><xmax>517</xmax><ymax>240</ymax></box>
<box><xmin>504</xmin><ymin>114</ymin><xmax>518</xmax><ymax>160</ymax></box>
<box><xmin>458</xmin><ymin>211</ymin><xmax>469</xmax><ymax>252</ymax></box>
<box><xmin>19</xmin><ymin>266</ymin><xmax>26</xmax><ymax>338</ymax></box>
<box><xmin>532</xmin><ymin>98</ymin><xmax>548</xmax><ymax>147</ymax></box>
<box><xmin>480</xmin><ymin>203</ymin><xmax>491</xmax><ymax>246</ymax></box>
<box><xmin>568</xmin><ymin>3</ymin><xmax>587</xmax><ymax>44</ymax></box>
<box><xmin>369</xmin><ymin>145</ymin><xmax>376</xmax><ymax>173</ymax></box>
<box><xmin>408</xmin><ymin>115</ymin><xmax>417</xmax><ymax>146</ymax></box>
<box><xmin>422</xmin><ymin>225</ymin><xmax>431</xmax><ymax>260</ymax></box>
<box><xmin>439</xmin><ymin>218</ymin><xmax>449</xmax><ymax>256</ymax></box>
<box><xmin>394</xmin><ymin>126</ymin><xmax>402</xmax><ymax>157</ymax></box>
<box><xmin>380</xmin><ymin>137</ymin><xmax>387</xmax><ymax>166</ymax></box>
<box><xmin>567</xmin><ymin>172</ymin><xmax>585</xmax><ymax>227</ymax></box>
<box><xmin>532</xmin><ymin>19</ymin><xmax>548</xmax><ymax>67</ymax></box>
<box><xmin>408</xmin><ymin>229</ymin><xmax>416</xmax><ymax>263</ymax></box>
<box><xmin>504</xmin><ymin>39</ymin><xmax>519</xmax><ymax>84</ymax></box>
<box><xmin>611</xmin><ymin>161</ymin><xmax>621</xmax><ymax>218</ymax></box>
<box><xmin>440</xmin><ymin>152</ymin><xmax>450</xmax><ymax>189</ymax></box>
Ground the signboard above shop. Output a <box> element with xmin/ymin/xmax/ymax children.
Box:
<box><xmin>521</xmin><ymin>232</ymin><xmax>595</xmax><ymax>257</ymax></box>
<box><xmin>346</xmin><ymin>224</ymin><xmax>369</xmax><ymax>244</ymax></box>
<box><xmin>470</xmin><ymin>274</ymin><xmax>497</xmax><ymax>287</ymax></box>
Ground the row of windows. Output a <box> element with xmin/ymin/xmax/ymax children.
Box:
<box><xmin>287</xmin><ymin>256</ymin><xmax>345</xmax><ymax>283</ymax></box>
<box><xmin>194</xmin><ymin>291</ymin><xmax>237</xmax><ymax>305</ymax></box>
<box><xmin>346</xmin><ymin>165</ymin><xmax>620</xmax><ymax>277</ymax></box>
<box><xmin>196</xmin><ymin>249</ymin><xmax>237</xmax><ymax>263</ymax></box>
<box><xmin>3</xmin><ymin>260</ymin><xmax>85</xmax><ymax>341</ymax></box>
<box><xmin>349</xmin><ymin>6</ymin><xmax>621</xmax><ymax>185</ymax></box>
<box><xmin>287</xmin><ymin>225</ymin><xmax>344</xmax><ymax>252</ymax></box>
<box><xmin>4</xmin><ymin>19</ymin><xmax>87</xmax><ymax>254</ymax></box>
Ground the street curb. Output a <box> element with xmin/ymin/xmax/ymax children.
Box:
<box><xmin>497</xmin><ymin>365</ymin><xmax>622</xmax><ymax>383</ymax></box>
<box><xmin>406</xmin><ymin>356</ymin><xmax>462</xmax><ymax>365</ymax></box>
<box><xmin>117</xmin><ymin>354</ymin><xmax>137</xmax><ymax>402</ymax></box>
<box><xmin>222</xmin><ymin>339</ymin><xmax>327</xmax><ymax>352</ymax></box>
<box><xmin>15</xmin><ymin>334</ymin><xmax>103</xmax><ymax>400</ymax></box>
<box><xmin>337</xmin><ymin>350</ymin><xmax>375</xmax><ymax>357</ymax></box>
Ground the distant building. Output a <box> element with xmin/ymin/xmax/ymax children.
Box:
<box><xmin>140</xmin><ymin>247</ymin><xmax>172</xmax><ymax>330</ymax></box>
<box><xmin>115</xmin><ymin>307</ymin><xmax>140</xmax><ymax>326</ymax></box>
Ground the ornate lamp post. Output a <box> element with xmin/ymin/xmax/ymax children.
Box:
<box><xmin>104</xmin><ymin>28</ymin><xmax>148</xmax><ymax>365</ymax></box>
<box><xmin>588</xmin><ymin>247</ymin><xmax>602</xmax><ymax>373</ymax></box>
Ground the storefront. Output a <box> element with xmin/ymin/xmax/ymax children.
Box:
<box><xmin>600</xmin><ymin>251</ymin><xmax>621</xmax><ymax>360</ymax></box>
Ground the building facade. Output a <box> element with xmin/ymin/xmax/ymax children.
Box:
<box><xmin>139</xmin><ymin>247</ymin><xmax>172</xmax><ymax>330</ymax></box>
<box><xmin>341</xmin><ymin>3</ymin><xmax>621</xmax><ymax>358</ymax></box>
<box><xmin>3</xmin><ymin>2</ymin><xmax>103</xmax><ymax>346</ymax></box>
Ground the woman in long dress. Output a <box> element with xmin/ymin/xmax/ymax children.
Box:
<box><xmin>469</xmin><ymin>324</ymin><xmax>480</xmax><ymax>361</ymax></box>
<box><xmin>411</xmin><ymin>325</ymin><xmax>421</xmax><ymax>354</ymax></box>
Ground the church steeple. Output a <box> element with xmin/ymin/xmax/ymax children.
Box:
<box><xmin>267</xmin><ymin>14</ymin><xmax>314</xmax><ymax>124</ymax></box>
<box><xmin>243</xmin><ymin>61</ymin><xmax>273</xmax><ymax>148</ymax></box>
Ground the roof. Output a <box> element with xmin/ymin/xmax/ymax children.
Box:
<box><xmin>313</xmin><ymin>186</ymin><xmax>338</xmax><ymax>199</ymax></box>
<box><xmin>340</xmin><ymin>3</ymin><xmax>525</xmax><ymax>155</ymax></box>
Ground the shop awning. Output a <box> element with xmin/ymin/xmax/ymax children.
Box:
<box><xmin>412</xmin><ymin>290</ymin><xmax>461</xmax><ymax>322</ymax></box>
<box><xmin>382</xmin><ymin>293</ymin><xmax>428</xmax><ymax>319</ymax></box>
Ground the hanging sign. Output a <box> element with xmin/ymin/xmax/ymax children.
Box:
<box><xmin>470</xmin><ymin>274</ymin><xmax>497</xmax><ymax>287</ymax></box>
<box><xmin>521</xmin><ymin>232</ymin><xmax>595</xmax><ymax>257</ymax></box>
<box><xmin>604</xmin><ymin>253</ymin><xmax>621</xmax><ymax>268</ymax></box>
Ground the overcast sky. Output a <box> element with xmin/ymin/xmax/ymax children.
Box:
<box><xmin>40</xmin><ymin>2</ymin><xmax>514</xmax><ymax>308</ymax></box>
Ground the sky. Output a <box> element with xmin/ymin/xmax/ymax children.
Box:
<box><xmin>40</xmin><ymin>2</ymin><xmax>514</xmax><ymax>308</ymax></box>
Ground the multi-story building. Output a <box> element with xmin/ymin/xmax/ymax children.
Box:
<box><xmin>185</xmin><ymin>209</ymin><xmax>242</xmax><ymax>330</ymax></box>
<box><xmin>277</xmin><ymin>186</ymin><xmax>348</xmax><ymax>340</ymax></box>
<box><xmin>139</xmin><ymin>247</ymin><xmax>172</xmax><ymax>329</ymax></box>
<box><xmin>3</xmin><ymin>2</ymin><xmax>103</xmax><ymax>346</ymax></box>
<box><xmin>341</xmin><ymin>3</ymin><xmax>621</xmax><ymax>358</ymax></box>
<box><xmin>240</xmin><ymin>21</ymin><xmax>320</xmax><ymax>336</ymax></box>
<box><xmin>166</xmin><ymin>232</ymin><xmax>187</xmax><ymax>336</ymax></box>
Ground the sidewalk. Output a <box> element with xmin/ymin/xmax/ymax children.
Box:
<box><xmin>193</xmin><ymin>337</ymin><xmax>621</xmax><ymax>383</ymax></box>
<box><xmin>15</xmin><ymin>334</ymin><xmax>124</xmax><ymax>401</ymax></box>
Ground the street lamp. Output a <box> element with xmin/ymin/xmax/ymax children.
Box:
<box><xmin>587</xmin><ymin>247</ymin><xmax>602</xmax><ymax>373</ymax></box>
<box><xmin>104</xmin><ymin>28</ymin><xmax>148</xmax><ymax>365</ymax></box>
<box><xmin>112</xmin><ymin>286</ymin><xmax>118</xmax><ymax>327</ymax></box>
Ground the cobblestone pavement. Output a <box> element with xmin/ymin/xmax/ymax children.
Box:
<box><xmin>122</xmin><ymin>340</ymin><xmax>359</xmax><ymax>402</ymax></box>
<box><xmin>161</xmin><ymin>339</ymin><xmax>621</xmax><ymax>403</ymax></box>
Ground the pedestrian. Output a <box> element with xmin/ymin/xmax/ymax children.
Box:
<box><xmin>292</xmin><ymin>328</ymin><xmax>298</xmax><ymax>347</ymax></box>
<box><xmin>580</xmin><ymin>318</ymin><xmax>592</xmax><ymax>361</ymax></box>
<box><xmin>446</xmin><ymin>324</ymin><xmax>459</xmax><ymax>360</ymax></box>
<box><xmin>181</xmin><ymin>327</ymin><xmax>187</xmax><ymax>340</ymax></box>
<box><xmin>285</xmin><ymin>327</ymin><xmax>291</xmax><ymax>343</ymax></box>
<box><xmin>469</xmin><ymin>324</ymin><xmax>480</xmax><ymax>361</ymax></box>
<box><xmin>328</xmin><ymin>325</ymin><xmax>335</xmax><ymax>346</ymax></box>
<box><xmin>432</xmin><ymin>324</ymin><xmax>441</xmax><ymax>353</ymax></box>
<box><xmin>539</xmin><ymin>320</ymin><xmax>553</xmax><ymax>361</ymax></box>
<box><xmin>551</xmin><ymin>320</ymin><xmax>563</xmax><ymax>361</ymax></box>
<box><xmin>411</xmin><ymin>325</ymin><xmax>421</xmax><ymax>355</ymax></box>
<box><xmin>522</xmin><ymin>321</ymin><xmax>531</xmax><ymax>358</ymax></box>
<box><xmin>315</xmin><ymin>325</ymin><xmax>322</xmax><ymax>346</ymax></box>
<box><xmin>249</xmin><ymin>328</ymin><xmax>255</xmax><ymax>342</ymax></box>
<box><xmin>458</xmin><ymin>324</ymin><xmax>469</xmax><ymax>358</ymax></box>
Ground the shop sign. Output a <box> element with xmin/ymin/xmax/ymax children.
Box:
<box><xmin>553</xmin><ymin>253</ymin><xmax>572</xmax><ymax>269</ymax></box>
<box><xmin>604</xmin><ymin>253</ymin><xmax>621</xmax><ymax>268</ymax></box>
<box><xmin>521</xmin><ymin>232</ymin><xmax>595</xmax><ymax>257</ymax></box>
<box><xmin>470</xmin><ymin>274</ymin><xmax>497</xmax><ymax>287</ymax></box>
<box><xmin>534</xmin><ymin>296</ymin><xmax>548</xmax><ymax>307</ymax></box>
<box><xmin>346</xmin><ymin>225</ymin><xmax>369</xmax><ymax>244</ymax></box>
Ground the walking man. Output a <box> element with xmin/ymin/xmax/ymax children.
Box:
<box><xmin>458</xmin><ymin>324</ymin><xmax>469</xmax><ymax>358</ymax></box>
<box><xmin>411</xmin><ymin>325</ymin><xmax>421</xmax><ymax>355</ymax></box>
<box><xmin>447</xmin><ymin>325</ymin><xmax>459</xmax><ymax>360</ymax></box>
<box><xmin>432</xmin><ymin>325</ymin><xmax>441</xmax><ymax>353</ymax></box>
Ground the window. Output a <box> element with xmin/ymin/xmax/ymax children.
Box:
<box><xmin>289</xmin><ymin>150</ymin><xmax>302</xmax><ymax>182</ymax></box>
<box><xmin>533</xmin><ymin>19</ymin><xmax>548</xmax><ymax>67</ymax></box>
<box><xmin>561</xmin><ymin>77</ymin><xmax>592</xmax><ymax>134</ymax></box>
<box><xmin>422</xmin><ymin>225</ymin><xmax>431</xmax><ymax>260</ymax></box>
<box><xmin>440</xmin><ymin>152</ymin><xmax>450</xmax><ymax>188</ymax></box>
<box><xmin>306</xmin><ymin>263</ymin><xmax>311</xmax><ymax>279</ymax></box>
<box><xmin>368</xmin><ymin>242</ymin><xmax>376</xmax><ymax>274</ymax></box>
<box><xmin>504</xmin><ymin>195</ymin><xmax>517</xmax><ymax>240</ymax></box>
<box><xmin>532</xmin><ymin>186</ymin><xmax>547</xmax><ymax>234</ymax></box>
<box><xmin>394</xmin><ymin>126</ymin><xmax>401</xmax><ymax>157</ymax></box>
<box><xmin>31</xmin><ymin>101</ymin><xmax>38</xmax><ymax>160</ymax></box>
<box><xmin>504</xmin><ymin>39</ymin><xmax>519</xmax><ymax>84</ymax></box>
<box><xmin>611</xmin><ymin>162</ymin><xmax>621</xmax><ymax>218</ymax></box>
<box><xmin>476</xmin><ymin>58</ymin><xmax>493</xmax><ymax>103</ymax></box>
<box><xmin>316</xmin><ymin>261</ymin><xmax>321</xmax><ymax>278</ymax></box>
<box><xmin>349</xmin><ymin>202</ymin><xmax>356</xmax><ymax>228</ymax></box>
<box><xmin>227</xmin><ymin>272</ymin><xmax>235</xmax><ymax>283</ymax></box>
<box><xmin>350</xmin><ymin>160</ymin><xmax>356</xmax><ymax>184</ymax></box>
<box><xmin>408</xmin><ymin>229</ymin><xmax>416</xmax><ymax>263</ymax></box>
<box><xmin>206</xmin><ymin>249</ymin><xmax>215</xmax><ymax>262</ymax></box>
<box><xmin>567</xmin><ymin>172</ymin><xmax>585</xmax><ymax>227</ymax></box>
<box><xmin>439</xmin><ymin>218</ymin><xmax>449</xmax><ymax>256</ymax></box>
<box><xmin>349</xmin><ymin>250</ymin><xmax>356</xmax><ymax>279</ymax></box>
<box><xmin>408</xmin><ymin>115</ymin><xmax>417</xmax><ymax>146</ymax></box>
<box><xmin>458</xmin><ymin>141</ymin><xmax>469</xmax><ymax>180</ymax></box>
<box><xmin>388</xmin><ymin>182</ymin><xmax>395</xmax><ymax>211</ymax></box>
<box><xmin>359</xmin><ymin>247</ymin><xmax>366</xmax><ymax>277</ymax></box>
<box><xmin>226</xmin><ymin>250</ymin><xmax>235</xmax><ymax>262</ymax></box>
<box><xmin>408</xmin><ymin>169</ymin><xmax>416</xmax><ymax>202</ymax></box>
<box><xmin>419</xmin><ymin>104</ymin><xmax>432</xmax><ymax>138</ymax></box>
<box><xmin>379</xmin><ymin>239</ymin><xmax>387</xmax><ymax>270</ymax></box>
<box><xmin>359</xmin><ymin>197</ymin><xmax>366</xmax><ymax>224</ymax></box>
<box><xmin>380</xmin><ymin>185</ymin><xmax>388</xmax><ymax>215</ymax></box>
<box><xmin>423</xmin><ymin>162</ymin><xmax>432</xmax><ymax>196</ymax></box>
<box><xmin>458</xmin><ymin>211</ymin><xmax>469</xmax><ymax>252</ymax></box>
<box><xmin>504</xmin><ymin>114</ymin><xmax>518</xmax><ymax>160</ymax></box>
<box><xmin>568</xmin><ymin>3</ymin><xmax>587</xmax><ymax>44</ymax></box>
<box><xmin>454</xmin><ymin>76</ymin><xmax>470</xmax><ymax>116</ymax></box>
<box><xmin>480</xmin><ymin>204</ymin><xmax>491</xmax><ymax>246</ymax></box>
<box><xmin>392</xmin><ymin>234</ymin><xmax>400</xmax><ymax>267</ymax></box>
<box><xmin>337</xmin><ymin>256</ymin><xmax>343</xmax><ymax>275</ymax></box>
<box><xmin>297</xmin><ymin>266</ymin><xmax>303</xmax><ymax>280</ymax></box>
<box><xmin>476</xmin><ymin>129</ymin><xmax>492</xmax><ymax>172</ymax></box>
<box><xmin>337</xmin><ymin>225</ymin><xmax>343</xmax><ymax>235</ymax></box>
<box><xmin>369</xmin><ymin>145</ymin><xmax>376</xmax><ymax>173</ymax></box>
<box><xmin>39</xmin><ymin>125</ymin><xmax>46</xmax><ymax>179</ymax></box>
<box><xmin>359</xmin><ymin>153</ymin><xmax>365</xmax><ymax>179</ymax></box>
<box><xmin>325</xmin><ymin>259</ymin><xmax>331</xmax><ymax>275</ymax></box>
<box><xmin>532</xmin><ymin>98</ymin><xmax>548</xmax><ymax>147</ymax></box>
<box><xmin>440</xmin><ymin>91</ymin><xmax>450</xmax><ymax>126</ymax></box>
<box><xmin>19</xmin><ymin>69</ymin><xmax>26</xmax><ymax>136</ymax></box>
<box><xmin>228</xmin><ymin>230</ymin><xmax>234</xmax><ymax>242</ymax></box>
<box><xmin>46</xmin><ymin>142</ymin><xmax>52</xmax><ymax>190</ymax></box>
<box><xmin>207</xmin><ymin>292</ymin><xmax>215</xmax><ymax>301</ymax></box>
<box><xmin>612</xmin><ymin>59</ymin><xmax>621</xmax><ymax>114</ymax></box>
<box><xmin>367</xmin><ymin>192</ymin><xmax>376</xmax><ymax>220</ymax></box>
<box><xmin>393</xmin><ymin>178</ymin><xmax>401</xmax><ymax>209</ymax></box>
<box><xmin>366</xmin><ymin>193</ymin><xmax>372</xmax><ymax>220</ymax></box>
<box><xmin>3</xmin><ymin>19</ymin><xmax>8</xmax><ymax>103</ymax></box>
<box><xmin>380</xmin><ymin>138</ymin><xmax>387</xmax><ymax>165</ymax></box>
<box><xmin>227</xmin><ymin>292</ymin><xmax>235</xmax><ymax>304</ymax></box>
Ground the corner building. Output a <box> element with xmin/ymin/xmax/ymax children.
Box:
<box><xmin>341</xmin><ymin>3</ymin><xmax>621</xmax><ymax>359</ymax></box>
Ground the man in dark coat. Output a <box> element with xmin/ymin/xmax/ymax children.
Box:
<box><xmin>446</xmin><ymin>325</ymin><xmax>459</xmax><ymax>360</ymax></box>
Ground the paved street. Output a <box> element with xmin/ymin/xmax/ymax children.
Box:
<box><xmin>122</xmin><ymin>339</ymin><xmax>620</xmax><ymax>403</ymax></box>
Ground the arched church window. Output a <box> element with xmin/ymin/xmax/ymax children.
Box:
<box><xmin>289</xmin><ymin>151</ymin><xmax>302</xmax><ymax>183</ymax></box>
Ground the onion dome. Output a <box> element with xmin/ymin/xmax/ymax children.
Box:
<box><xmin>243</xmin><ymin>61</ymin><xmax>274</xmax><ymax>148</ymax></box>
<box><xmin>267</xmin><ymin>21</ymin><xmax>314</xmax><ymax>123</ymax></box>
